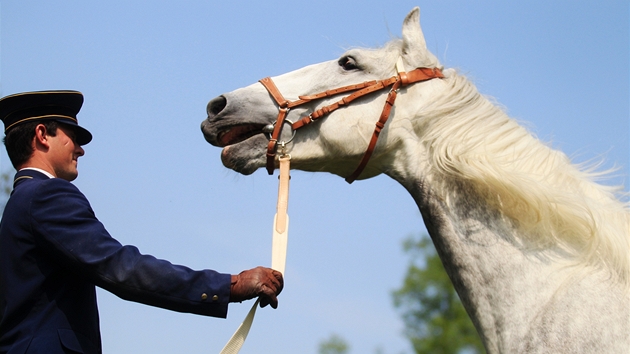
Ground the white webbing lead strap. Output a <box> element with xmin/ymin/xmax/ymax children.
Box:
<box><xmin>220</xmin><ymin>156</ymin><xmax>290</xmax><ymax>354</ymax></box>
<box><xmin>271</xmin><ymin>156</ymin><xmax>290</xmax><ymax>273</ymax></box>
<box><xmin>218</xmin><ymin>299</ymin><xmax>259</xmax><ymax>354</ymax></box>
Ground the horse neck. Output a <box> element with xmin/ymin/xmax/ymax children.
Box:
<box><xmin>403</xmin><ymin>179</ymin><xmax>557</xmax><ymax>350</ymax></box>
<box><xmin>386</xmin><ymin>73</ymin><xmax>630</xmax><ymax>352</ymax></box>
<box><xmin>393</xmin><ymin>71</ymin><xmax>629</xmax><ymax>282</ymax></box>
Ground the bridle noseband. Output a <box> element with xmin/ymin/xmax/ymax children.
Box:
<box><xmin>259</xmin><ymin>59</ymin><xmax>444</xmax><ymax>183</ymax></box>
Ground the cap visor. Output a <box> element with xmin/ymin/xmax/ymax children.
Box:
<box><xmin>56</xmin><ymin>120</ymin><xmax>92</xmax><ymax>145</ymax></box>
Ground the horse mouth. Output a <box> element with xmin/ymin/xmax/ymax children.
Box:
<box><xmin>215</xmin><ymin>124</ymin><xmax>268</xmax><ymax>147</ymax></box>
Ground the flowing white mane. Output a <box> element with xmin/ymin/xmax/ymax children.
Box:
<box><xmin>413</xmin><ymin>68</ymin><xmax>630</xmax><ymax>284</ymax></box>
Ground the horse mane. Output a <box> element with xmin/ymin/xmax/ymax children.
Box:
<box><xmin>414</xmin><ymin>69</ymin><xmax>630</xmax><ymax>284</ymax></box>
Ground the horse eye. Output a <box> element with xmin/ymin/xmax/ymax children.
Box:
<box><xmin>338</xmin><ymin>56</ymin><xmax>359</xmax><ymax>71</ymax></box>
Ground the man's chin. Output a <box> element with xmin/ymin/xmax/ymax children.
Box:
<box><xmin>58</xmin><ymin>170</ymin><xmax>78</xmax><ymax>182</ymax></box>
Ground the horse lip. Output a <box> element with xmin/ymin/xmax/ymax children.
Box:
<box><xmin>216</xmin><ymin>123</ymin><xmax>267</xmax><ymax>147</ymax></box>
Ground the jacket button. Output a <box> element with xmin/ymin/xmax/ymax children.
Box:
<box><xmin>201</xmin><ymin>293</ymin><xmax>208</xmax><ymax>300</ymax></box>
<box><xmin>212</xmin><ymin>295</ymin><xmax>219</xmax><ymax>302</ymax></box>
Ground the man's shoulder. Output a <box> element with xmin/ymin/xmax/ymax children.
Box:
<box><xmin>6</xmin><ymin>176</ymin><xmax>93</xmax><ymax>229</ymax></box>
<box><xmin>34</xmin><ymin>178</ymin><xmax>86</xmax><ymax>202</ymax></box>
<box><xmin>11</xmin><ymin>172</ymin><xmax>86</xmax><ymax>207</ymax></box>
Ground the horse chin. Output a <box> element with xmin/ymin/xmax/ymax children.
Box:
<box><xmin>220</xmin><ymin>135</ymin><xmax>268</xmax><ymax>175</ymax></box>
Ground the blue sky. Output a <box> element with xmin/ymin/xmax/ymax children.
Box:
<box><xmin>1</xmin><ymin>1</ymin><xmax>628</xmax><ymax>353</ymax></box>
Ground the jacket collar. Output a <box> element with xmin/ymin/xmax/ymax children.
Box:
<box><xmin>13</xmin><ymin>168</ymin><xmax>51</xmax><ymax>188</ymax></box>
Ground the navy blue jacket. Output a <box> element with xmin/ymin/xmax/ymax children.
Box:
<box><xmin>0</xmin><ymin>170</ymin><xmax>231</xmax><ymax>353</ymax></box>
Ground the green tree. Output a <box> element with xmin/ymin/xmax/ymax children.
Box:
<box><xmin>318</xmin><ymin>333</ymin><xmax>349</xmax><ymax>354</ymax></box>
<box><xmin>393</xmin><ymin>234</ymin><xmax>485</xmax><ymax>354</ymax></box>
<box><xmin>0</xmin><ymin>170</ymin><xmax>12</xmax><ymax>212</ymax></box>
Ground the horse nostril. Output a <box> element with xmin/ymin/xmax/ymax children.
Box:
<box><xmin>207</xmin><ymin>95</ymin><xmax>227</xmax><ymax>116</ymax></box>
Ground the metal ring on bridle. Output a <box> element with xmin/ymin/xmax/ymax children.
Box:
<box><xmin>263</xmin><ymin>119</ymin><xmax>296</xmax><ymax>145</ymax></box>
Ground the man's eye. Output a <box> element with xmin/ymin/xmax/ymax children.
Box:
<box><xmin>338</xmin><ymin>56</ymin><xmax>359</xmax><ymax>71</ymax></box>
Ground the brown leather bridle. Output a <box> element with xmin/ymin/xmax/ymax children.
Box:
<box><xmin>259</xmin><ymin>60</ymin><xmax>444</xmax><ymax>183</ymax></box>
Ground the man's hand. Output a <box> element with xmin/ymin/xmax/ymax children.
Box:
<box><xmin>230</xmin><ymin>266</ymin><xmax>284</xmax><ymax>308</ymax></box>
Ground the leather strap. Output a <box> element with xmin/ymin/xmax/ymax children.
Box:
<box><xmin>345</xmin><ymin>67</ymin><xmax>443</xmax><ymax>183</ymax></box>
<box><xmin>344</xmin><ymin>79</ymin><xmax>402</xmax><ymax>183</ymax></box>
<box><xmin>265</xmin><ymin>108</ymin><xmax>289</xmax><ymax>174</ymax></box>
<box><xmin>297</xmin><ymin>80</ymin><xmax>377</xmax><ymax>102</ymax></box>
<box><xmin>259</xmin><ymin>77</ymin><xmax>289</xmax><ymax>108</ymax></box>
<box><xmin>291</xmin><ymin>78</ymin><xmax>397</xmax><ymax>130</ymax></box>
<box><xmin>260</xmin><ymin>77</ymin><xmax>291</xmax><ymax>174</ymax></box>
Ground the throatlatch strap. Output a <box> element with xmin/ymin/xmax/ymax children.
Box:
<box><xmin>344</xmin><ymin>79</ymin><xmax>403</xmax><ymax>183</ymax></box>
<box><xmin>220</xmin><ymin>156</ymin><xmax>291</xmax><ymax>354</ymax></box>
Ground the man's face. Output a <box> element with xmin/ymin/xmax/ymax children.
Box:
<box><xmin>47</xmin><ymin>125</ymin><xmax>85</xmax><ymax>181</ymax></box>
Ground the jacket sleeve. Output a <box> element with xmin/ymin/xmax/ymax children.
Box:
<box><xmin>28</xmin><ymin>178</ymin><xmax>231</xmax><ymax>318</ymax></box>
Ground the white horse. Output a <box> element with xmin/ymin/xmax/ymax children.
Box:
<box><xmin>201</xmin><ymin>7</ymin><xmax>629</xmax><ymax>353</ymax></box>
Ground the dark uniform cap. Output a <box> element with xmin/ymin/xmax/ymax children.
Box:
<box><xmin>0</xmin><ymin>90</ymin><xmax>92</xmax><ymax>145</ymax></box>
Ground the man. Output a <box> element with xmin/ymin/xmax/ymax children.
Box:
<box><xmin>0</xmin><ymin>90</ymin><xmax>283</xmax><ymax>353</ymax></box>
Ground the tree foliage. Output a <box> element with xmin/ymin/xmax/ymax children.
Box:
<box><xmin>318</xmin><ymin>334</ymin><xmax>349</xmax><ymax>354</ymax></box>
<box><xmin>0</xmin><ymin>171</ymin><xmax>12</xmax><ymax>212</ymax></box>
<box><xmin>393</xmin><ymin>234</ymin><xmax>485</xmax><ymax>354</ymax></box>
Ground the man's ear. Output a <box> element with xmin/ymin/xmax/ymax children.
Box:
<box><xmin>34</xmin><ymin>124</ymin><xmax>50</xmax><ymax>149</ymax></box>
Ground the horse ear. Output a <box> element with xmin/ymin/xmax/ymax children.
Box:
<box><xmin>401</xmin><ymin>7</ymin><xmax>437</xmax><ymax>68</ymax></box>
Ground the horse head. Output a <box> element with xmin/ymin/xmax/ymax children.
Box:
<box><xmin>201</xmin><ymin>7</ymin><xmax>445</xmax><ymax>181</ymax></box>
